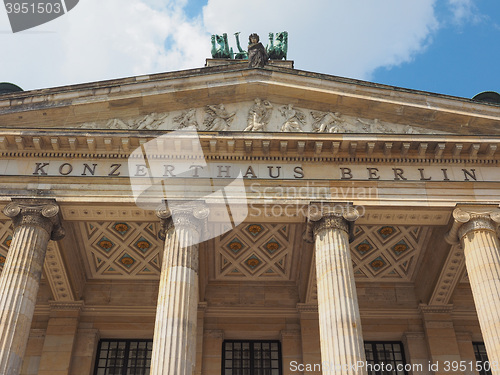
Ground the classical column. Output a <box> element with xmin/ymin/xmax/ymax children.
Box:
<box><xmin>445</xmin><ymin>205</ymin><xmax>500</xmax><ymax>375</ymax></box>
<box><xmin>305</xmin><ymin>204</ymin><xmax>366</xmax><ymax>375</ymax></box>
<box><xmin>0</xmin><ymin>199</ymin><xmax>64</xmax><ymax>375</ymax></box>
<box><xmin>150</xmin><ymin>203</ymin><xmax>208</xmax><ymax>375</ymax></box>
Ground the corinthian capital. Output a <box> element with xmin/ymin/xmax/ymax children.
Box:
<box><xmin>3</xmin><ymin>199</ymin><xmax>65</xmax><ymax>240</ymax></box>
<box><xmin>303</xmin><ymin>202</ymin><xmax>359</xmax><ymax>243</ymax></box>
<box><xmin>444</xmin><ymin>205</ymin><xmax>500</xmax><ymax>244</ymax></box>
<box><xmin>156</xmin><ymin>201</ymin><xmax>209</xmax><ymax>241</ymax></box>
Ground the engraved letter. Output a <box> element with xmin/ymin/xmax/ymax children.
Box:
<box><xmin>268</xmin><ymin>166</ymin><xmax>281</xmax><ymax>179</ymax></box>
<box><xmin>163</xmin><ymin>165</ymin><xmax>176</xmax><ymax>177</ymax></box>
<box><xmin>441</xmin><ymin>168</ymin><xmax>450</xmax><ymax>181</ymax></box>
<box><xmin>58</xmin><ymin>163</ymin><xmax>73</xmax><ymax>176</ymax></box>
<box><xmin>366</xmin><ymin>167</ymin><xmax>380</xmax><ymax>180</ymax></box>
<box><xmin>392</xmin><ymin>168</ymin><xmax>407</xmax><ymax>181</ymax></box>
<box><xmin>217</xmin><ymin>166</ymin><xmax>231</xmax><ymax>178</ymax></box>
<box><xmin>135</xmin><ymin>164</ymin><xmax>148</xmax><ymax>177</ymax></box>
<box><xmin>294</xmin><ymin>166</ymin><xmax>304</xmax><ymax>179</ymax></box>
<box><xmin>81</xmin><ymin>163</ymin><xmax>97</xmax><ymax>176</ymax></box>
<box><xmin>33</xmin><ymin>162</ymin><xmax>49</xmax><ymax>176</ymax></box>
<box><xmin>244</xmin><ymin>166</ymin><xmax>257</xmax><ymax>179</ymax></box>
<box><xmin>108</xmin><ymin>164</ymin><xmax>121</xmax><ymax>176</ymax></box>
<box><xmin>189</xmin><ymin>165</ymin><xmax>204</xmax><ymax>177</ymax></box>
<box><xmin>418</xmin><ymin>168</ymin><xmax>431</xmax><ymax>181</ymax></box>
<box><xmin>340</xmin><ymin>167</ymin><xmax>352</xmax><ymax>180</ymax></box>
<box><xmin>462</xmin><ymin>169</ymin><xmax>477</xmax><ymax>181</ymax></box>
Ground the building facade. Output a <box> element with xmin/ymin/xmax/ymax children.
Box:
<box><xmin>0</xmin><ymin>60</ymin><xmax>499</xmax><ymax>375</ymax></box>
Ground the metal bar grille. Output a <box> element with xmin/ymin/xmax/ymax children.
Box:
<box><xmin>473</xmin><ymin>342</ymin><xmax>492</xmax><ymax>375</ymax></box>
<box><xmin>364</xmin><ymin>341</ymin><xmax>408</xmax><ymax>375</ymax></box>
<box><xmin>222</xmin><ymin>340</ymin><xmax>282</xmax><ymax>375</ymax></box>
<box><xmin>94</xmin><ymin>339</ymin><xmax>153</xmax><ymax>375</ymax></box>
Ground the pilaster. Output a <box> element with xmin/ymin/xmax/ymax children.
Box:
<box><xmin>201</xmin><ymin>330</ymin><xmax>224</xmax><ymax>375</ymax></box>
<box><xmin>402</xmin><ymin>332</ymin><xmax>432</xmax><ymax>375</ymax></box>
<box><xmin>420</xmin><ymin>304</ymin><xmax>463</xmax><ymax>375</ymax></box>
<box><xmin>38</xmin><ymin>301</ymin><xmax>83</xmax><ymax>375</ymax></box>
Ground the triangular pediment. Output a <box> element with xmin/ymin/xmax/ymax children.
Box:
<box><xmin>1</xmin><ymin>65</ymin><xmax>499</xmax><ymax>135</ymax></box>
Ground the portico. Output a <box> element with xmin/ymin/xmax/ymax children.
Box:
<box><xmin>0</xmin><ymin>61</ymin><xmax>499</xmax><ymax>375</ymax></box>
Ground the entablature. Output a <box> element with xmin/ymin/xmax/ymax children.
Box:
<box><xmin>0</xmin><ymin>130</ymin><xmax>499</xmax><ymax>162</ymax></box>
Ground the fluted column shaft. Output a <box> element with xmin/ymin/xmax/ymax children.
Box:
<box><xmin>458</xmin><ymin>214</ymin><xmax>500</xmax><ymax>375</ymax></box>
<box><xmin>313</xmin><ymin>214</ymin><xmax>367</xmax><ymax>375</ymax></box>
<box><xmin>151</xmin><ymin>205</ymin><xmax>207</xmax><ymax>375</ymax></box>
<box><xmin>0</xmin><ymin>200</ymin><xmax>64</xmax><ymax>375</ymax></box>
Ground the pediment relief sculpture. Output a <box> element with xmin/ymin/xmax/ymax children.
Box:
<box><xmin>75</xmin><ymin>99</ymin><xmax>449</xmax><ymax>135</ymax></box>
<box><xmin>173</xmin><ymin>109</ymin><xmax>199</xmax><ymax>130</ymax></box>
<box><xmin>203</xmin><ymin>104</ymin><xmax>236</xmax><ymax>131</ymax></box>
<box><xmin>280</xmin><ymin>104</ymin><xmax>306</xmax><ymax>132</ymax></box>
<box><xmin>244</xmin><ymin>98</ymin><xmax>273</xmax><ymax>132</ymax></box>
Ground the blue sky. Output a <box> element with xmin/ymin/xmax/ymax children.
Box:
<box><xmin>0</xmin><ymin>0</ymin><xmax>499</xmax><ymax>100</ymax></box>
<box><xmin>373</xmin><ymin>1</ymin><xmax>500</xmax><ymax>99</ymax></box>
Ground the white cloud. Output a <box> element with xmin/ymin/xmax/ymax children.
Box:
<box><xmin>0</xmin><ymin>0</ymin><xmax>440</xmax><ymax>90</ymax></box>
<box><xmin>447</xmin><ymin>0</ymin><xmax>479</xmax><ymax>24</ymax></box>
<box><xmin>0</xmin><ymin>0</ymin><xmax>209</xmax><ymax>90</ymax></box>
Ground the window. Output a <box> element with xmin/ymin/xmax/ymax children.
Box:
<box><xmin>473</xmin><ymin>342</ymin><xmax>492</xmax><ymax>375</ymax></box>
<box><xmin>364</xmin><ymin>342</ymin><xmax>408</xmax><ymax>375</ymax></box>
<box><xmin>94</xmin><ymin>339</ymin><xmax>153</xmax><ymax>375</ymax></box>
<box><xmin>222</xmin><ymin>340</ymin><xmax>282</xmax><ymax>375</ymax></box>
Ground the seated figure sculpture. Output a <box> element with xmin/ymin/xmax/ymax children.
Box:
<box><xmin>247</xmin><ymin>33</ymin><xmax>268</xmax><ymax>68</ymax></box>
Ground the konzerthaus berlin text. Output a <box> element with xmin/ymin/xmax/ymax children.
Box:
<box><xmin>0</xmin><ymin>56</ymin><xmax>499</xmax><ymax>375</ymax></box>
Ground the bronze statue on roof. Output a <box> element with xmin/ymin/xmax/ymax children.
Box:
<box><xmin>210</xmin><ymin>31</ymin><xmax>288</xmax><ymax>67</ymax></box>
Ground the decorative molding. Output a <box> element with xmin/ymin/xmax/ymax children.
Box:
<box><xmin>205</xmin><ymin>306</ymin><xmax>300</xmax><ymax>318</ymax></box>
<box><xmin>62</xmin><ymin>206</ymin><xmax>157</xmax><ymax>221</ymax></box>
<box><xmin>48</xmin><ymin>300</ymin><xmax>84</xmax><ymax>311</ymax></box>
<box><xmin>204</xmin><ymin>329</ymin><xmax>224</xmax><ymax>340</ymax></box>
<box><xmin>358</xmin><ymin>211</ymin><xmax>450</xmax><ymax>226</ymax></box>
<box><xmin>29</xmin><ymin>329</ymin><xmax>47</xmax><ymax>338</ymax></box>
<box><xmin>280</xmin><ymin>330</ymin><xmax>301</xmax><ymax>339</ymax></box>
<box><xmin>402</xmin><ymin>332</ymin><xmax>425</xmax><ymax>340</ymax></box>
<box><xmin>429</xmin><ymin>244</ymin><xmax>465</xmax><ymax>305</ymax></box>
<box><xmin>0</xmin><ymin>132</ymin><xmax>499</xmax><ymax>164</ymax></box>
<box><xmin>296</xmin><ymin>303</ymin><xmax>318</xmax><ymax>313</ymax></box>
<box><xmin>419</xmin><ymin>304</ymin><xmax>454</xmax><ymax>314</ymax></box>
<box><xmin>44</xmin><ymin>241</ymin><xmax>76</xmax><ymax>301</ymax></box>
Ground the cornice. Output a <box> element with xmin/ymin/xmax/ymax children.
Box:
<box><xmin>0</xmin><ymin>132</ymin><xmax>499</xmax><ymax>163</ymax></box>
<box><xmin>1</xmin><ymin>66</ymin><xmax>499</xmax><ymax>122</ymax></box>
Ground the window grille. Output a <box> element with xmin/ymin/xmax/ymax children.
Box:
<box><xmin>94</xmin><ymin>339</ymin><xmax>153</xmax><ymax>375</ymax></box>
<box><xmin>222</xmin><ymin>340</ymin><xmax>282</xmax><ymax>375</ymax></box>
<box><xmin>473</xmin><ymin>342</ymin><xmax>492</xmax><ymax>375</ymax></box>
<box><xmin>364</xmin><ymin>341</ymin><xmax>408</xmax><ymax>375</ymax></box>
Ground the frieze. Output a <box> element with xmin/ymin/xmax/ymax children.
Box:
<box><xmin>67</xmin><ymin>100</ymin><xmax>450</xmax><ymax>134</ymax></box>
<box><xmin>1</xmin><ymin>159</ymin><xmax>496</xmax><ymax>183</ymax></box>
